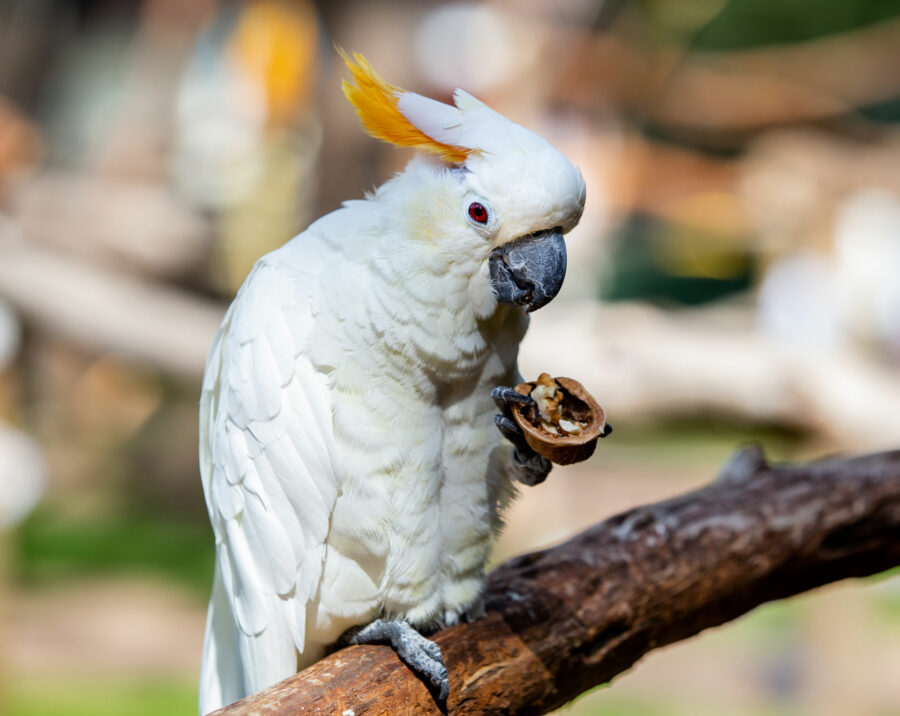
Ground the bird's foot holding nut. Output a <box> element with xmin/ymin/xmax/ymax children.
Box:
<box><xmin>492</xmin><ymin>386</ymin><xmax>553</xmax><ymax>486</ymax></box>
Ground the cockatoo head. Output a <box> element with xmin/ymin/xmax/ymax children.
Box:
<box><xmin>342</xmin><ymin>52</ymin><xmax>585</xmax><ymax>315</ymax></box>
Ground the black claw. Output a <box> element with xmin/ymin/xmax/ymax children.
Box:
<box><xmin>491</xmin><ymin>386</ymin><xmax>533</xmax><ymax>414</ymax></box>
<box><xmin>495</xmin><ymin>414</ymin><xmax>530</xmax><ymax>453</ymax></box>
<box><xmin>435</xmin><ymin>675</ymin><xmax>450</xmax><ymax>704</ymax></box>
<box><xmin>495</xmin><ymin>413</ymin><xmax>522</xmax><ymax>436</ymax></box>
<box><xmin>601</xmin><ymin>422</ymin><xmax>613</xmax><ymax>438</ymax></box>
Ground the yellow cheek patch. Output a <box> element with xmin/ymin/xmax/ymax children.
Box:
<box><xmin>408</xmin><ymin>188</ymin><xmax>460</xmax><ymax>245</ymax></box>
<box><xmin>340</xmin><ymin>50</ymin><xmax>470</xmax><ymax>164</ymax></box>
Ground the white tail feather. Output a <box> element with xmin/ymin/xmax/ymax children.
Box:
<box><xmin>199</xmin><ymin>562</ymin><xmax>242</xmax><ymax>715</ymax></box>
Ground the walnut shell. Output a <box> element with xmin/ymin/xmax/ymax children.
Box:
<box><xmin>511</xmin><ymin>376</ymin><xmax>607</xmax><ymax>466</ymax></box>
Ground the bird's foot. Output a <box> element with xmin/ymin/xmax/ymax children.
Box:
<box><xmin>491</xmin><ymin>386</ymin><xmax>552</xmax><ymax>486</ymax></box>
<box><xmin>348</xmin><ymin>618</ymin><xmax>449</xmax><ymax>702</ymax></box>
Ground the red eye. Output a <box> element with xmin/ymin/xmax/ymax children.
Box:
<box><xmin>468</xmin><ymin>202</ymin><xmax>489</xmax><ymax>224</ymax></box>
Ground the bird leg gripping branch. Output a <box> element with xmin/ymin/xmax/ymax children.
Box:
<box><xmin>344</xmin><ymin>618</ymin><xmax>450</xmax><ymax>703</ymax></box>
<box><xmin>211</xmin><ymin>447</ymin><xmax>900</xmax><ymax>716</ymax></box>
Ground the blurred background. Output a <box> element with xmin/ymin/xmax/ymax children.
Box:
<box><xmin>0</xmin><ymin>1</ymin><xmax>899</xmax><ymax>714</ymax></box>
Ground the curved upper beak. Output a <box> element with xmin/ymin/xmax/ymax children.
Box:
<box><xmin>488</xmin><ymin>229</ymin><xmax>567</xmax><ymax>313</ymax></box>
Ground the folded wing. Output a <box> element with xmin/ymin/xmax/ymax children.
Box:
<box><xmin>198</xmin><ymin>253</ymin><xmax>340</xmax><ymax>713</ymax></box>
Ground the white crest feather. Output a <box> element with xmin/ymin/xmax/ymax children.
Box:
<box><xmin>396</xmin><ymin>92</ymin><xmax>465</xmax><ymax>148</ymax></box>
<box><xmin>453</xmin><ymin>88</ymin><xmax>487</xmax><ymax>113</ymax></box>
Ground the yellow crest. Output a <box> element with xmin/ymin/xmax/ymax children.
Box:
<box><xmin>340</xmin><ymin>50</ymin><xmax>470</xmax><ymax>164</ymax></box>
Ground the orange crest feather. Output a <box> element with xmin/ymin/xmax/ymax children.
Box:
<box><xmin>340</xmin><ymin>50</ymin><xmax>470</xmax><ymax>164</ymax></box>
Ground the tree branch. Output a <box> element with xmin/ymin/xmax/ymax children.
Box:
<box><xmin>212</xmin><ymin>447</ymin><xmax>900</xmax><ymax>716</ymax></box>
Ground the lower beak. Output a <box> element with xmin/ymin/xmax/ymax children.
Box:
<box><xmin>488</xmin><ymin>229</ymin><xmax>567</xmax><ymax>313</ymax></box>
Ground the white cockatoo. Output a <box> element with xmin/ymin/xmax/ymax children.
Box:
<box><xmin>198</xmin><ymin>52</ymin><xmax>586</xmax><ymax>714</ymax></box>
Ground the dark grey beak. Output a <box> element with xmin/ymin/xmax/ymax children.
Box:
<box><xmin>488</xmin><ymin>229</ymin><xmax>567</xmax><ymax>313</ymax></box>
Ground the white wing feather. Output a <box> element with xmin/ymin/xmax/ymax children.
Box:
<box><xmin>198</xmin><ymin>248</ymin><xmax>340</xmax><ymax>714</ymax></box>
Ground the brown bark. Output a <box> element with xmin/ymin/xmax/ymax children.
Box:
<box><xmin>212</xmin><ymin>447</ymin><xmax>900</xmax><ymax>716</ymax></box>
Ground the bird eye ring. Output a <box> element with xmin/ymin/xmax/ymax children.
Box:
<box><xmin>468</xmin><ymin>202</ymin><xmax>489</xmax><ymax>224</ymax></box>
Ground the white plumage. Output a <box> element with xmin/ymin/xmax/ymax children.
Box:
<box><xmin>199</xmin><ymin>58</ymin><xmax>585</xmax><ymax>714</ymax></box>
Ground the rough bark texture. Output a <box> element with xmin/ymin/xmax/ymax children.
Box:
<box><xmin>212</xmin><ymin>447</ymin><xmax>900</xmax><ymax>716</ymax></box>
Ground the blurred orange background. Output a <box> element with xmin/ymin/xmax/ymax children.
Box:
<box><xmin>1</xmin><ymin>1</ymin><xmax>899</xmax><ymax>715</ymax></box>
